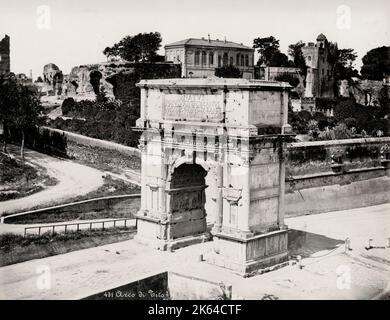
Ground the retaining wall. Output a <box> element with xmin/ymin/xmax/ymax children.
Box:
<box><xmin>3</xmin><ymin>194</ymin><xmax>141</xmax><ymax>224</ymax></box>
<box><xmin>284</xmin><ymin>137</ymin><xmax>390</xmax><ymax>216</ymax></box>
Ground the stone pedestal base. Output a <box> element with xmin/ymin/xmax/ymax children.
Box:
<box><xmin>135</xmin><ymin>215</ymin><xmax>210</xmax><ymax>251</ymax></box>
<box><xmin>206</xmin><ymin>229</ymin><xmax>288</xmax><ymax>277</ymax></box>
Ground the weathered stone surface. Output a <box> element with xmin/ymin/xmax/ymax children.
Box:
<box><xmin>134</xmin><ymin>78</ymin><xmax>292</xmax><ymax>276</ymax></box>
<box><xmin>302</xmin><ymin>34</ymin><xmax>334</xmax><ymax>98</ymax></box>
<box><xmin>0</xmin><ymin>34</ymin><xmax>10</xmax><ymax>75</ymax></box>
<box><xmin>339</xmin><ymin>78</ymin><xmax>390</xmax><ymax>106</ymax></box>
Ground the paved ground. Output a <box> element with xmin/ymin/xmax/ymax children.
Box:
<box><xmin>0</xmin><ymin>145</ymin><xmax>104</xmax><ymax>216</ymax></box>
<box><xmin>0</xmin><ymin>203</ymin><xmax>389</xmax><ymax>300</ymax></box>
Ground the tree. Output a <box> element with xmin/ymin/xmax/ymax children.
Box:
<box><xmin>288</xmin><ymin>41</ymin><xmax>307</xmax><ymax>75</ymax></box>
<box><xmin>10</xmin><ymin>84</ymin><xmax>43</xmax><ymax>160</ymax></box>
<box><xmin>215</xmin><ymin>65</ymin><xmax>242</xmax><ymax>78</ymax></box>
<box><xmin>360</xmin><ymin>46</ymin><xmax>390</xmax><ymax>80</ymax></box>
<box><xmin>253</xmin><ymin>36</ymin><xmax>292</xmax><ymax>67</ymax></box>
<box><xmin>333</xmin><ymin>48</ymin><xmax>359</xmax><ymax>81</ymax></box>
<box><xmin>103</xmin><ymin>32</ymin><xmax>162</xmax><ymax>63</ymax></box>
<box><xmin>0</xmin><ymin>76</ymin><xmax>19</xmax><ymax>152</ymax></box>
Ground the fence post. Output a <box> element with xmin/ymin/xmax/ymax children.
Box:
<box><xmin>124</xmin><ymin>219</ymin><xmax>127</xmax><ymax>228</ymax></box>
<box><xmin>90</xmin><ymin>223</ymin><xmax>92</xmax><ymax>231</ymax></box>
<box><xmin>53</xmin><ymin>226</ymin><xmax>55</xmax><ymax>235</ymax></box>
<box><xmin>77</xmin><ymin>224</ymin><xmax>79</xmax><ymax>232</ymax></box>
<box><xmin>103</xmin><ymin>222</ymin><xmax>105</xmax><ymax>230</ymax></box>
<box><xmin>65</xmin><ymin>225</ymin><xmax>67</xmax><ymax>234</ymax></box>
<box><xmin>24</xmin><ymin>228</ymin><xmax>27</xmax><ymax>237</ymax></box>
<box><xmin>39</xmin><ymin>227</ymin><xmax>41</xmax><ymax>236</ymax></box>
<box><xmin>114</xmin><ymin>220</ymin><xmax>116</xmax><ymax>228</ymax></box>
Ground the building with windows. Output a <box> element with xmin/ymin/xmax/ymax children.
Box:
<box><xmin>165</xmin><ymin>37</ymin><xmax>254</xmax><ymax>79</ymax></box>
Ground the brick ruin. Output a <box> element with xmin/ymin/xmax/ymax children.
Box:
<box><xmin>0</xmin><ymin>35</ymin><xmax>10</xmax><ymax>75</ymax></box>
<box><xmin>38</xmin><ymin>62</ymin><xmax>181</xmax><ymax>103</ymax></box>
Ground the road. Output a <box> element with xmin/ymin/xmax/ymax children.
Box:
<box><xmin>0</xmin><ymin>145</ymin><xmax>104</xmax><ymax>216</ymax></box>
<box><xmin>0</xmin><ymin>203</ymin><xmax>389</xmax><ymax>300</ymax></box>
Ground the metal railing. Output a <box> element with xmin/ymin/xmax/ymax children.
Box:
<box><xmin>24</xmin><ymin>217</ymin><xmax>136</xmax><ymax>237</ymax></box>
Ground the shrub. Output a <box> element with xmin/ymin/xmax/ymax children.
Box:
<box><xmin>275</xmin><ymin>73</ymin><xmax>300</xmax><ymax>87</ymax></box>
<box><xmin>333</xmin><ymin>123</ymin><xmax>353</xmax><ymax>139</ymax></box>
<box><xmin>61</xmin><ymin>97</ymin><xmax>76</xmax><ymax>116</ymax></box>
<box><xmin>298</xmin><ymin>110</ymin><xmax>312</xmax><ymax>121</ymax></box>
<box><xmin>215</xmin><ymin>65</ymin><xmax>242</xmax><ymax>78</ymax></box>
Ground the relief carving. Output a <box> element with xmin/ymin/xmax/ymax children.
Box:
<box><xmin>164</xmin><ymin>93</ymin><xmax>222</xmax><ymax>121</ymax></box>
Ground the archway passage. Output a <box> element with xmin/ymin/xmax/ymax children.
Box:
<box><xmin>168</xmin><ymin>163</ymin><xmax>207</xmax><ymax>239</ymax></box>
<box><xmin>89</xmin><ymin>70</ymin><xmax>102</xmax><ymax>94</ymax></box>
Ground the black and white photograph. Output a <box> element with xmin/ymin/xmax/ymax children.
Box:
<box><xmin>0</xmin><ymin>0</ymin><xmax>389</xmax><ymax>305</ymax></box>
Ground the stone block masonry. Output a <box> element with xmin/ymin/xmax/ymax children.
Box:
<box><xmin>134</xmin><ymin>78</ymin><xmax>293</xmax><ymax>276</ymax></box>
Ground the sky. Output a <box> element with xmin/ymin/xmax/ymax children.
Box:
<box><xmin>0</xmin><ymin>0</ymin><xmax>389</xmax><ymax>79</ymax></box>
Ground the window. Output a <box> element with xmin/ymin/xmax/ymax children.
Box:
<box><xmin>241</xmin><ymin>54</ymin><xmax>244</xmax><ymax>66</ymax></box>
<box><xmin>201</xmin><ymin>51</ymin><xmax>207</xmax><ymax>65</ymax></box>
<box><xmin>218</xmin><ymin>55</ymin><xmax>222</xmax><ymax>67</ymax></box>
<box><xmin>223</xmin><ymin>53</ymin><xmax>228</xmax><ymax>66</ymax></box>
<box><xmin>230</xmin><ymin>57</ymin><xmax>233</xmax><ymax>66</ymax></box>
<box><xmin>209</xmin><ymin>52</ymin><xmax>214</xmax><ymax>65</ymax></box>
<box><xmin>245</xmin><ymin>55</ymin><xmax>249</xmax><ymax>67</ymax></box>
<box><xmin>195</xmin><ymin>51</ymin><xmax>200</xmax><ymax>65</ymax></box>
<box><xmin>236</xmin><ymin>53</ymin><xmax>240</xmax><ymax>65</ymax></box>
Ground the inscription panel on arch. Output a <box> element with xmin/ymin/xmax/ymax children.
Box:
<box><xmin>163</xmin><ymin>93</ymin><xmax>223</xmax><ymax>122</ymax></box>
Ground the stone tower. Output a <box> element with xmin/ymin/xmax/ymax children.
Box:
<box><xmin>0</xmin><ymin>35</ymin><xmax>10</xmax><ymax>75</ymax></box>
<box><xmin>134</xmin><ymin>78</ymin><xmax>293</xmax><ymax>276</ymax></box>
<box><xmin>302</xmin><ymin>33</ymin><xmax>334</xmax><ymax>98</ymax></box>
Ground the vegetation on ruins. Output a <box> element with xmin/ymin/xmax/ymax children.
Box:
<box><xmin>51</xmin><ymin>63</ymin><xmax>181</xmax><ymax>147</ymax></box>
<box><xmin>55</xmin><ymin>94</ymin><xmax>140</xmax><ymax>147</ymax></box>
<box><xmin>103</xmin><ymin>32</ymin><xmax>163</xmax><ymax>63</ymax></box>
<box><xmin>289</xmin><ymin>95</ymin><xmax>390</xmax><ymax>140</ymax></box>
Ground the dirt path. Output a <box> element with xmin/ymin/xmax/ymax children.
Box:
<box><xmin>0</xmin><ymin>145</ymin><xmax>104</xmax><ymax>216</ymax></box>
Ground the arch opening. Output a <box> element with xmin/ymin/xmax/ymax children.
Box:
<box><xmin>168</xmin><ymin>163</ymin><xmax>208</xmax><ymax>239</ymax></box>
<box><xmin>89</xmin><ymin>70</ymin><xmax>102</xmax><ymax>94</ymax></box>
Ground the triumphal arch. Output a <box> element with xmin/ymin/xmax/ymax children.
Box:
<box><xmin>135</xmin><ymin>78</ymin><xmax>292</xmax><ymax>275</ymax></box>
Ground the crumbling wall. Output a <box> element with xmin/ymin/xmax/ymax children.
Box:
<box><xmin>0</xmin><ymin>35</ymin><xmax>10</xmax><ymax>75</ymax></box>
<box><xmin>42</xmin><ymin>63</ymin><xmax>63</xmax><ymax>96</ymax></box>
<box><xmin>339</xmin><ymin>78</ymin><xmax>389</xmax><ymax>106</ymax></box>
<box><xmin>64</xmin><ymin>62</ymin><xmax>181</xmax><ymax>102</ymax></box>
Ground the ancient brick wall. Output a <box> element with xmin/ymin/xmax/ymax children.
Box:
<box><xmin>0</xmin><ymin>35</ymin><xmax>10</xmax><ymax>75</ymax></box>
